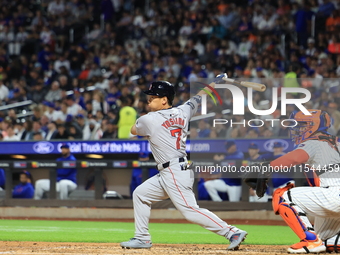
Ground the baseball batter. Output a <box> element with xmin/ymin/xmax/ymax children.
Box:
<box><xmin>255</xmin><ymin>110</ymin><xmax>340</xmax><ymax>253</ymax></box>
<box><xmin>120</xmin><ymin>75</ymin><xmax>247</xmax><ymax>250</ymax></box>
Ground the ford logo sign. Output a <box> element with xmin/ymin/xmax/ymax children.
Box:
<box><xmin>33</xmin><ymin>142</ymin><xmax>54</xmax><ymax>154</ymax></box>
<box><xmin>263</xmin><ymin>139</ymin><xmax>289</xmax><ymax>152</ymax></box>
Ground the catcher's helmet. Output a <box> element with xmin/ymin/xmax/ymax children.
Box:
<box><xmin>143</xmin><ymin>81</ymin><xmax>175</xmax><ymax>105</ymax></box>
<box><xmin>289</xmin><ymin>109</ymin><xmax>331</xmax><ymax>145</ymax></box>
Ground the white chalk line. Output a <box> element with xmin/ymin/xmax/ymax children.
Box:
<box><xmin>0</xmin><ymin>226</ymin><xmax>211</xmax><ymax>235</ymax></box>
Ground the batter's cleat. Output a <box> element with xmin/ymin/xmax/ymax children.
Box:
<box><xmin>287</xmin><ymin>238</ymin><xmax>326</xmax><ymax>254</ymax></box>
<box><xmin>227</xmin><ymin>230</ymin><xmax>248</xmax><ymax>250</ymax></box>
<box><xmin>120</xmin><ymin>238</ymin><xmax>152</xmax><ymax>249</ymax></box>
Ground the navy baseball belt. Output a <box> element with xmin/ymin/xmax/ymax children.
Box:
<box><xmin>157</xmin><ymin>157</ymin><xmax>186</xmax><ymax>171</ymax></box>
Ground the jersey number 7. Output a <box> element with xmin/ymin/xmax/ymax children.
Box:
<box><xmin>170</xmin><ymin>128</ymin><xmax>182</xmax><ymax>150</ymax></box>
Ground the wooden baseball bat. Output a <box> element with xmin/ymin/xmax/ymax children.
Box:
<box><xmin>222</xmin><ymin>77</ymin><xmax>266</xmax><ymax>92</ymax></box>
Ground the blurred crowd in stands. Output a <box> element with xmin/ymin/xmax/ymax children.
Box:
<box><xmin>0</xmin><ymin>0</ymin><xmax>340</xmax><ymax>142</ymax></box>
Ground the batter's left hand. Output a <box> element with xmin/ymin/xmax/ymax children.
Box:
<box><xmin>214</xmin><ymin>73</ymin><xmax>227</xmax><ymax>84</ymax></box>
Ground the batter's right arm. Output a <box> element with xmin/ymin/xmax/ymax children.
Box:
<box><xmin>130</xmin><ymin>124</ymin><xmax>137</xmax><ymax>135</ymax></box>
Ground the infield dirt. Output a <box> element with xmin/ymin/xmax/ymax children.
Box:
<box><xmin>0</xmin><ymin>241</ymin><xmax>289</xmax><ymax>254</ymax></box>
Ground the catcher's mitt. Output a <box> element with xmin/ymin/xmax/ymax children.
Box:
<box><xmin>243</xmin><ymin>162</ymin><xmax>271</xmax><ymax>198</ymax></box>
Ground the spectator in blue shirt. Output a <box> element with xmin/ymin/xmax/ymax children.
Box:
<box><xmin>222</xmin><ymin>140</ymin><xmax>245</xmax><ymax>160</ymax></box>
<box><xmin>294</xmin><ymin>3</ymin><xmax>314</xmax><ymax>47</ymax></box>
<box><xmin>130</xmin><ymin>151</ymin><xmax>158</xmax><ymax>197</ymax></box>
<box><xmin>245</xmin><ymin>142</ymin><xmax>269</xmax><ymax>202</ymax></box>
<box><xmin>258</xmin><ymin>141</ymin><xmax>286</xmax><ymax>161</ymax></box>
<box><xmin>0</xmin><ymin>168</ymin><xmax>5</xmax><ymax>190</ymax></box>
<box><xmin>317</xmin><ymin>0</ymin><xmax>336</xmax><ymax>18</ymax></box>
<box><xmin>34</xmin><ymin>144</ymin><xmax>77</xmax><ymax>199</ymax></box>
<box><xmin>12</xmin><ymin>171</ymin><xmax>34</xmax><ymax>199</ymax></box>
<box><xmin>202</xmin><ymin>140</ymin><xmax>244</xmax><ymax>202</ymax></box>
<box><xmin>259</xmin><ymin>141</ymin><xmax>293</xmax><ymax>189</ymax></box>
<box><xmin>246</xmin><ymin>142</ymin><xmax>261</xmax><ymax>162</ymax></box>
<box><xmin>197</xmin><ymin>119</ymin><xmax>211</xmax><ymax>138</ymax></box>
<box><xmin>37</xmin><ymin>45</ymin><xmax>52</xmax><ymax>71</ymax></box>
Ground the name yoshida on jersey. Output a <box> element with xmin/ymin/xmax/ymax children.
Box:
<box><xmin>135</xmin><ymin>95</ymin><xmax>201</xmax><ymax>164</ymax></box>
<box><xmin>161</xmin><ymin>118</ymin><xmax>185</xmax><ymax>129</ymax></box>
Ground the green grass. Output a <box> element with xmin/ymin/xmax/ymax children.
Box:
<box><xmin>0</xmin><ymin>220</ymin><xmax>296</xmax><ymax>245</ymax></box>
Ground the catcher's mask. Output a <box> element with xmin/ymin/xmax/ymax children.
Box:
<box><xmin>289</xmin><ymin>109</ymin><xmax>331</xmax><ymax>145</ymax></box>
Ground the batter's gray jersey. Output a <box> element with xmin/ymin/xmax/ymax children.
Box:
<box><xmin>135</xmin><ymin>95</ymin><xmax>201</xmax><ymax>164</ymax></box>
<box><xmin>297</xmin><ymin>139</ymin><xmax>340</xmax><ymax>187</ymax></box>
<box><xmin>132</xmin><ymin>95</ymin><xmax>241</xmax><ymax>242</ymax></box>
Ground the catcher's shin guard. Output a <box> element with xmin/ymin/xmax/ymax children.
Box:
<box><xmin>273</xmin><ymin>186</ymin><xmax>316</xmax><ymax>241</ymax></box>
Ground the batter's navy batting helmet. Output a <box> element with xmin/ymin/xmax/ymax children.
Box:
<box><xmin>144</xmin><ymin>81</ymin><xmax>175</xmax><ymax>105</ymax></box>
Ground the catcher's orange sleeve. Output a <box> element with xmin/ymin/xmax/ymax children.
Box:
<box><xmin>270</xmin><ymin>149</ymin><xmax>309</xmax><ymax>167</ymax></box>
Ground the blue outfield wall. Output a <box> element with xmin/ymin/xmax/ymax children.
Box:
<box><xmin>0</xmin><ymin>138</ymin><xmax>298</xmax><ymax>155</ymax></box>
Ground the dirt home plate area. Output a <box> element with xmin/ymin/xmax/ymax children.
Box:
<box><xmin>0</xmin><ymin>242</ymin><xmax>288</xmax><ymax>254</ymax></box>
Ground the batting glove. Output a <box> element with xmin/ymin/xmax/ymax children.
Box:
<box><xmin>214</xmin><ymin>73</ymin><xmax>227</xmax><ymax>84</ymax></box>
